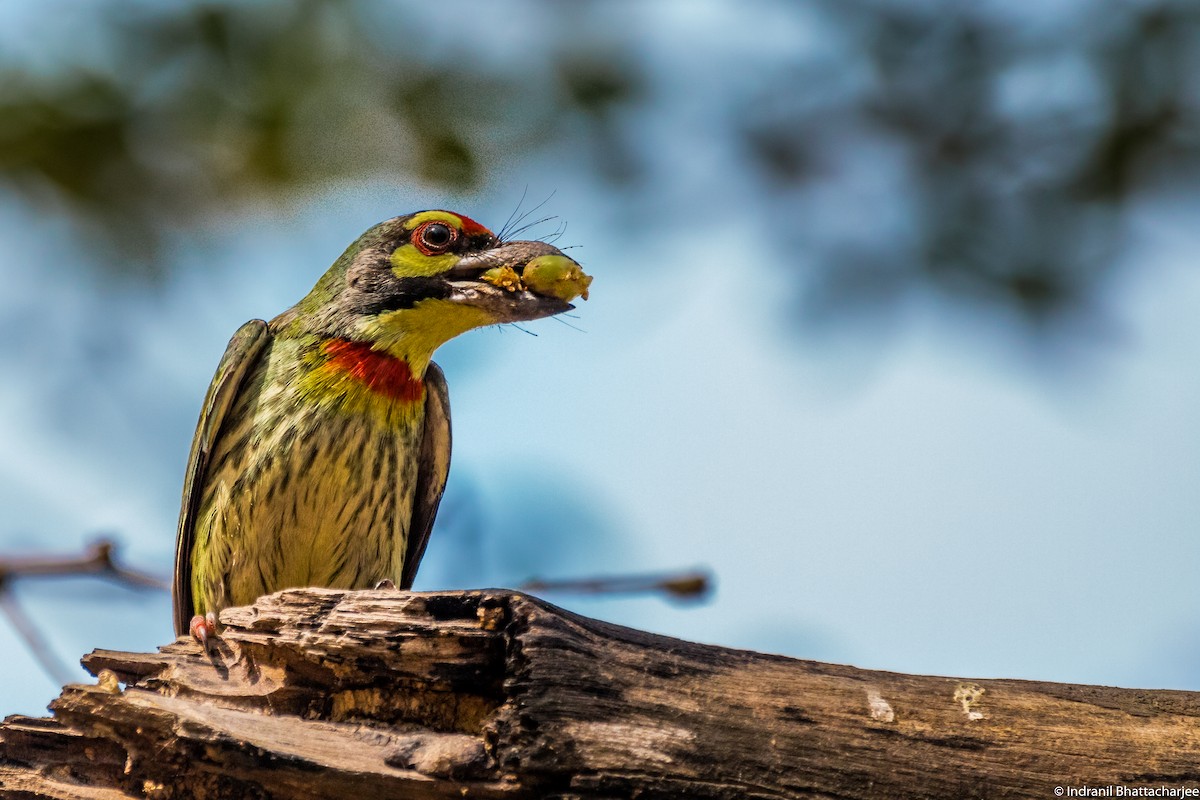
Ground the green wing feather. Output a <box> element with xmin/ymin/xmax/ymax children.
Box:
<box><xmin>172</xmin><ymin>319</ymin><xmax>271</xmax><ymax>636</ymax></box>
<box><xmin>401</xmin><ymin>361</ymin><xmax>452</xmax><ymax>589</ymax></box>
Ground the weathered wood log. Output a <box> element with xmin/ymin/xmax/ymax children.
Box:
<box><xmin>2</xmin><ymin>588</ymin><xmax>1199</xmax><ymax>799</ymax></box>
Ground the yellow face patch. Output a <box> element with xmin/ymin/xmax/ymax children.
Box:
<box><xmin>357</xmin><ymin>299</ymin><xmax>497</xmax><ymax>377</ymax></box>
<box><xmin>403</xmin><ymin>210</ymin><xmax>467</xmax><ymax>232</ymax></box>
<box><xmin>388</xmin><ymin>211</ymin><xmax>494</xmax><ymax>278</ymax></box>
<box><xmin>389</xmin><ymin>245</ymin><xmax>458</xmax><ymax>277</ymax></box>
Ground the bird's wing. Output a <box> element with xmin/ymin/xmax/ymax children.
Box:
<box><xmin>172</xmin><ymin>319</ymin><xmax>271</xmax><ymax>636</ymax></box>
<box><xmin>401</xmin><ymin>361</ymin><xmax>452</xmax><ymax>589</ymax></box>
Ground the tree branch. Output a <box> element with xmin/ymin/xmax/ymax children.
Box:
<box><xmin>0</xmin><ymin>539</ymin><xmax>167</xmax><ymax>591</ymax></box>
<box><xmin>1</xmin><ymin>588</ymin><xmax>1198</xmax><ymax>799</ymax></box>
<box><xmin>519</xmin><ymin>567</ymin><xmax>712</xmax><ymax>601</ymax></box>
<box><xmin>0</xmin><ymin>591</ymin><xmax>73</xmax><ymax>687</ymax></box>
<box><xmin>0</xmin><ymin>538</ymin><xmax>167</xmax><ymax>688</ymax></box>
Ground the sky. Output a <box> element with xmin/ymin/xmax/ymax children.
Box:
<box><xmin>1</xmin><ymin>0</ymin><xmax>1198</xmax><ymax>716</ymax></box>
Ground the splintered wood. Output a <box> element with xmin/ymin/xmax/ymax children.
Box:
<box><xmin>2</xmin><ymin>589</ymin><xmax>1199</xmax><ymax>799</ymax></box>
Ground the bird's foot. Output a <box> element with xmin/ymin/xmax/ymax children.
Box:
<box><xmin>189</xmin><ymin>612</ymin><xmax>217</xmax><ymax>648</ymax></box>
<box><xmin>374</xmin><ymin>579</ymin><xmax>398</xmax><ymax>590</ymax></box>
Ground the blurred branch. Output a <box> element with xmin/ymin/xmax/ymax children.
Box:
<box><xmin>0</xmin><ymin>592</ymin><xmax>72</xmax><ymax>686</ymax></box>
<box><xmin>0</xmin><ymin>538</ymin><xmax>167</xmax><ymax>685</ymax></box>
<box><xmin>0</xmin><ymin>538</ymin><xmax>167</xmax><ymax>591</ymax></box>
<box><xmin>520</xmin><ymin>567</ymin><xmax>713</xmax><ymax>603</ymax></box>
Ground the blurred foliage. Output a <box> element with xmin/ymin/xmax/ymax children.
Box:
<box><xmin>744</xmin><ymin>0</ymin><xmax>1200</xmax><ymax>332</ymax></box>
<box><xmin>0</xmin><ymin>0</ymin><xmax>641</xmax><ymax>278</ymax></box>
<box><xmin>1</xmin><ymin>0</ymin><xmax>1199</xmax><ymax>332</ymax></box>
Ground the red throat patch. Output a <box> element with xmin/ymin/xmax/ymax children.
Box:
<box><xmin>322</xmin><ymin>339</ymin><xmax>425</xmax><ymax>403</ymax></box>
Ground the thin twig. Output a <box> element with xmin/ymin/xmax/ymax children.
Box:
<box><xmin>0</xmin><ymin>538</ymin><xmax>168</xmax><ymax>591</ymax></box>
<box><xmin>0</xmin><ymin>537</ymin><xmax>167</xmax><ymax>687</ymax></box>
<box><xmin>520</xmin><ymin>568</ymin><xmax>713</xmax><ymax>602</ymax></box>
<box><xmin>0</xmin><ymin>590</ymin><xmax>74</xmax><ymax>686</ymax></box>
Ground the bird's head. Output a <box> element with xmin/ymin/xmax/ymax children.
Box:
<box><xmin>276</xmin><ymin>210</ymin><xmax>591</xmax><ymax>374</ymax></box>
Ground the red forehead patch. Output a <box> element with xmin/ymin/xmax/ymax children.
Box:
<box><xmin>454</xmin><ymin>213</ymin><xmax>493</xmax><ymax>238</ymax></box>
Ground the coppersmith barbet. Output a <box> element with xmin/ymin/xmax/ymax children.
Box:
<box><xmin>172</xmin><ymin>210</ymin><xmax>592</xmax><ymax>641</ymax></box>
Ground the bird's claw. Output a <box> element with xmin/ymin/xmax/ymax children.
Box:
<box><xmin>190</xmin><ymin>612</ymin><xmax>217</xmax><ymax>648</ymax></box>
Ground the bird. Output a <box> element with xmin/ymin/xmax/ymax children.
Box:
<box><xmin>172</xmin><ymin>209</ymin><xmax>592</xmax><ymax>643</ymax></box>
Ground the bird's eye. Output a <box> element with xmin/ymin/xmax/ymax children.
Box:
<box><xmin>413</xmin><ymin>221</ymin><xmax>458</xmax><ymax>255</ymax></box>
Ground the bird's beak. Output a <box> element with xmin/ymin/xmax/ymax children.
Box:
<box><xmin>442</xmin><ymin>241</ymin><xmax>590</xmax><ymax>324</ymax></box>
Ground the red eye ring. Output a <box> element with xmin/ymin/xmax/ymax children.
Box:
<box><xmin>412</xmin><ymin>220</ymin><xmax>459</xmax><ymax>255</ymax></box>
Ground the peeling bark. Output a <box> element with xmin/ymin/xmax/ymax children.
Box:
<box><xmin>2</xmin><ymin>589</ymin><xmax>1199</xmax><ymax>799</ymax></box>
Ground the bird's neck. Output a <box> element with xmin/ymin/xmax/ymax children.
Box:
<box><xmin>353</xmin><ymin>302</ymin><xmax>496</xmax><ymax>377</ymax></box>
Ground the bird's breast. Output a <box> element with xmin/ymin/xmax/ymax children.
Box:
<box><xmin>192</xmin><ymin>340</ymin><xmax>429</xmax><ymax>610</ymax></box>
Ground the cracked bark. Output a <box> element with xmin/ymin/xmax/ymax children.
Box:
<box><xmin>1</xmin><ymin>588</ymin><xmax>1198</xmax><ymax>799</ymax></box>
